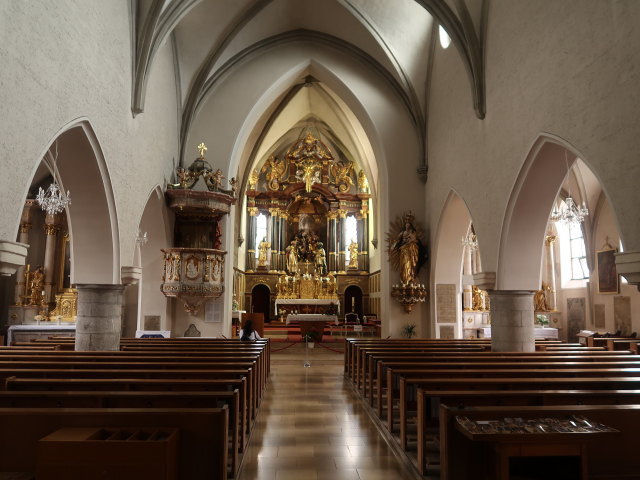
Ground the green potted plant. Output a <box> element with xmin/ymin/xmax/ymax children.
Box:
<box><xmin>303</xmin><ymin>329</ymin><xmax>322</xmax><ymax>348</ymax></box>
<box><xmin>401</xmin><ymin>323</ymin><xmax>417</xmax><ymax>339</ymax></box>
<box><xmin>536</xmin><ymin>314</ymin><xmax>549</xmax><ymax>327</ymax></box>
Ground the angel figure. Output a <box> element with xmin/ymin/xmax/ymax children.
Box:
<box><xmin>262</xmin><ymin>155</ymin><xmax>287</xmax><ymax>191</ymax></box>
<box><xmin>387</xmin><ymin>212</ymin><xmax>426</xmax><ymax>285</ymax></box>
<box><xmin>248</xmin><ymin>169</ymin><xmax>259</xmax><ymax>190</ymax></box>
<box><xmin>357</xmin><ymin>170</ymin><xmax>369</xmax><ymax>193</ymax></box>
<box><xmin>168</xmin><ymin>167</ymin><xmax>197</xmax><ymax>189</ymax></box>
<box><xmin>204</xmin><ymin>169</ymin><xmax>225</xmax><ymax>191</ymax></box>
<box><xmin>229</xmin><ymin>177</ymin><xmax>237</xmax><ymax>196</ymax></box>
<box><xmin>330</xmin><ymin>160</ymin><xmax>354</xmax><ymax>192</ymax></box>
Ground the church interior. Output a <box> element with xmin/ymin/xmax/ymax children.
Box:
<box><xmin>1</xmin><ymin>1</ymin><xmax>640</xmax><ymax>479</ymax></box>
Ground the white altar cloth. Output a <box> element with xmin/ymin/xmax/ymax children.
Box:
<box><xmin>7</xmin><ymin>324</ymin><xmax>76</xmax><ymax>345</ymax></box>
<box><xmin>478</xmin><ymin>327</ymin><xmax>558</xmax><ymax>339</ymax></box>
<box><xmin>286</xmin><ymin>314</ymin><xmax>338</xmax><ymax>325</ymax></box>
<box><xmin>275</xmin><ymin>298</ymin><xmax>339</xmax><ymax>314</ymax></box>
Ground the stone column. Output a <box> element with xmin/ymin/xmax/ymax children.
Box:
<box><xmin>279</xmin><ymin>210</ymin><xmax>287</xmax><ymax>272</ymax></box>
<box><xmin>338</xmin><ymin>210</ymin><xmax>347</xmax><ymax>272</ymax></box>
<box><xmin>543</xmin><ymin>234</ymin><xmax>557</xmax><ymax>310</ymax></box>
<box><xmin>489</xmin><ymin>290</ymin><xmax>535</xmax><ymax>352</ymax></box>
<box><xmin>14</xmin><ymin>201</ymin><xmax>36</xmax><ymax>304</ymax></box>
<box><xmin>246</xmin><ymin>207</ymin><xmax>258</xmax><ymax>272</ymax></box>
<box><xmin>327</xmin><ymin>211</ymin><xmax>338</xmax><ymax>272</ymax></box>
<box><xmin>462</xmin><ymin>244</ymin><xmax>473</xmax><ymax>311</ymax></box>
<box><xmin>357</xmin><ymin>210</ymin><xmax>369</xmax><ymax>271</ymax></box>
<box><xmin>75</xmin><ymin>284</ymin><xmax>126</xmax><ymax>351</ymax></box>
<box><xmin>269</xmin><ymin>208</ymin><xmax>279</xmax><ymax>270</ymax></box>
<box><xmin>42</xmin><ymin>213</ymin><xmax>61</xmax><ymax>308</ymax></box>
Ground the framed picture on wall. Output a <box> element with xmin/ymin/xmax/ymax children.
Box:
<box><xmin>596</xmin><ymin>247</ymin><xmax>619</xmax><ymax>294</ymax></box>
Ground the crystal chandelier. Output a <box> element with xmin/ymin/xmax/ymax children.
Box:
<box><xmin>36</xmin><ymin>141</ymin><xmax>71</xmax><ymax>215</ymax></box>
<box><xmin>461</xmin><ymin>232</ymin><xmax>478</xmax><ymax>249</ymax></box>
<box><xmin>136</xmin><ymin>230</ymin><xmax>148</xmax><ymax>246</ymax></box>
<box><xmin>36</xmin><ymin>182</ymin><xmax>71</xmax><ymax>215</ymax></box>
<box><xmin>551</xmin><ymin>196</ymin><xmax>589</xmax><ymax>225</ymax></box>
<box><xmin>550</xmin><ymin>151</ymin><xmax>588</xmax><ymax>225</ymax></box>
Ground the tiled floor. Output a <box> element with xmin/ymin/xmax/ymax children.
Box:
<box><xmin>238</xmin><ymin>342</ymin><xmax>417</xmax><ymax>480</ymax></box>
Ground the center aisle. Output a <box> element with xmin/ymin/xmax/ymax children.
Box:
<box><xmin>238</xmin><ymin>341</ymin><xmax>418</xmax><ymax>480</ymax></box>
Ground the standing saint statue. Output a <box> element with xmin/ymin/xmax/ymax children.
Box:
<box><xmin>388</xmin><ymin>212</ymin><xmax>426</xmax><ymax>285</ymax></box>
<box><xmin>257</xmin><ymin>237</ymin><xmax>270</xmax><ymax>267</ymax></box>
<box><xmin>348</xmin><ymin>240</ymin><xmax>359</xmax><ymax>269</ymax></box>
<box><xmin>315</xmin><ymin>242</ymin><xmax>327</xmax><ymax>275</ymax></box>
<box><xmin>286</xmin><ymin>240</ymin><xmax>298</xmax><ymax>274</ymax></box>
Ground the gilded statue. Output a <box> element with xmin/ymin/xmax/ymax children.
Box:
<box><xmin>534</xmin><ymin>282</ymin><xmax>551</xmax><ymax>311</ymax></box>
<box><xmin>315</xmin><ymin>242</ymin><xmax>327</xmax><ymax>276</ymax></box>
<box><xmin>296</xmin><ymin>161</ymin><xmax>321</xmax><ymax>193</ymax></box>
<box><xmin>357</xmin><ymin>170</ymin><xmax>369</xmax><ymax>193</ymax></box>
<box><xmin>204</xmin><ymin>168</ymin><xmax>225</xmax><ymax>191</ymax></box>
<box><xmin>472</xmin><ymin>285</ymin><xmax>485</xmax><ymax>311</ymax></box>
<box><xmin>262</xmin><ymin>155</ymin><xmax>287</xmax><ymax>191</ymax></box>
<box><xmin>29</xmin><ymin>266</ymin><xmax>44</xmax><ymax>306</ymax></box>
<box><xmin>348</xmin><ymin>240</ymin><xmax>359</xmax><ymax>269</ymax></box>
<box><xmin>257</xmin><ymin>237</ymin><xmax>271</xmax><ymax>267</ymax></box>
<box><xmin>248</xmin><ymin>169</ymin><xmax>259</xmax><ymax>190</ymax></box>
<box><xmin>286</xmin><ymin>240</ymin><xmax>298</xmax><ymax>274</ymax></box>
<box><xmin>330</xmin><ymin>160</ymin><xmax>354</xmax><ymax>193</ymax></box>
<box><xmin>287</xmin><ymin>132</ymin><xmax>333</xmax><ymax>161</ymax></box>
<box><xmin>388</xmin><ymin>212</ymin><xmax>425</xmax><ymax>285</ymax></box>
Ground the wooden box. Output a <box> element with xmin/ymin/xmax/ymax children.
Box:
<box><xmin>37</xmin><ymin>427</ymin><xmax>178</xmax><ymax>480</ymax></box>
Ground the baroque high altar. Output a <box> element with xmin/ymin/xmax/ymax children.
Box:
<box><xmin>242</xmin><ymin>131</ymin><xmax>372</xmax><ymax>318</ymax></box>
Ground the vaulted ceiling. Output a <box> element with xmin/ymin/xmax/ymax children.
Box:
<box><xmin>131</xmin><ymin>0</ymin><xmax>486</xmax><ymax>169</ymax></box>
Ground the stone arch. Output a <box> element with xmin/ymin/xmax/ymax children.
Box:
<box><xmin>431</xmin><ymin>190</ymin><xmax>474</xmax><ymax>337</ymax></box>
<box><xmin>498</xmin><ymin>134</ymin><xmax>618</xmax><ymax>290</ymax></box>
<box><xmin>136</xmin><ymin>186</ymin><xmax>172</xmax><ymax>331</ymax></box>
<box><xmin>32</xmin><ymin>119</ymin><xmax>119</xmax><ymax>285</ymax></box>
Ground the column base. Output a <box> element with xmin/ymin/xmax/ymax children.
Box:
<box><xmin>489</xmin><ymin>290</ymin><xmax>535</xmax><ymax>352</ymax></box>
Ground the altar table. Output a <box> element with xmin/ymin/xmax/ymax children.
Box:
<box><xmin>7</xmin><ymin>324</ymin><xmax>76</xmax><ymax>345</ymax></box>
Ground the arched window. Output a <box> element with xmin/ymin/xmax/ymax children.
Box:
<box><xmin>344</xmin><ymin>215</ymin><xmax>358</xmax><ymax>264</ymax></box>
<box><xmin>255</xmin><ymin>213</ymin><xmax>267</xmax><ymax>258</ymax></box>
<box><xmin>439</xmin><ymin>25</ymin><xmax>451</xmax><ymax>49</ymax></box>
<box><xmin>555</xmin><ymin>200</ymin><xmax>589</xmax><ymax>283</ymax></box>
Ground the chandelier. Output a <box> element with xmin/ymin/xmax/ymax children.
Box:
<box><xmin>36</xmin><ymin>141</ymin><xmax>71</xmax><ymax>215</ymax></box>
<box><xmin>551</xmin><ymin>196</ymin><xmax>589</xmax><ymax>225</ymax></box>
<box><xmin>36</xmin><ymin>182</ymin><xmax>71</xmax><ymax>215</ymax></box>
<box><xmin>136</xmin><ymin>230</ymin><xmax>148</xmax><ymax>246</ymax></box>
<box><xmin>551</xmin><ymin>151</ymin><xmax>588</xmax><ymax>226</ymax></box>
<box><xmin>461</xmin><ymin>232</ymin><xmax>478</xmax><ymax>249</ymax></box>
<box><xmin>391</xmin><ymin>282</ymin><xmax>428</xmax><ymax>313</ymax></box>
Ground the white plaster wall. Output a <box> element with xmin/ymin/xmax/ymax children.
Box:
<box><xmin>0</xmin><ymin>1</ymin><xmax>178</xmax><ymax>276</ymax></box>
<box><xmin>426</xmin><ymin>1</ymin><xmax>640</xmax><ymax>285</ymax></box>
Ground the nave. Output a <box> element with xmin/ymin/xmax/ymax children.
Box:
<box><xmin>238</xmin><ymin>343</ymin><xmax>417</xmax><ymax>480</ymax></box>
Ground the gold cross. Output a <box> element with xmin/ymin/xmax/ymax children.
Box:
<box><xmin>197</xmin><ymin>142</ymin><xmax>208</xmax><ymax>157</ymax></box>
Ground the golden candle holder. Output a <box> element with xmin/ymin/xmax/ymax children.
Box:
<box><xmin>391</xmin><ymin>282</ymin><xmax>428</xmax><ymax>313</ymax></box>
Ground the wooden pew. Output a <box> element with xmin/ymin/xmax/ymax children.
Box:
<box><xmin>439</xmin><ymin>404</ymin><xmax>640</xmax><ymax>480</ymax></box>
<box><xmin>0</xmin><ymin>390</ymin><xmax>241</xmax><ymax>477</ymax></box>
<box><xmin>371</xmin><ymin>353</ymin><xmax>636</xmax><ymax>416</ymax></box>
<box><xmin>0</xmin><ymin>407</ymin><xmax>228</xmax><ymax>480</ymax></box>
<box><xmin>396</xmin><ymin>375</ymin><xmax>640</xmax><ymax>451</ymax></box>
<box><xmin>416</xmin><ymin>388</ymin><xmax>640</xmax><ymax>474</ymax></box>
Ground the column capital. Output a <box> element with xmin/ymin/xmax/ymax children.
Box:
<box><xmin>247</xmin><ymin>206</ymin><xmax>259</xmax><ymax>217</ymax></box>
<box><xmin>472</xmin><ymin>271</ymin><xmax>496</xmax><ymax>291</ymax></box>
<box><xmin>615</xmin><ymin>250</ymin><xmax>640</xmax><ymax>290</ymax></box>
<box><xmin>338</xmin><ymin>209</ymin><xmax>347</xmax><ymax>219</ymax></box>
<box><xmin>327</xmin><ymin>211</ymin><xmax>339</xmax><ymax>220</ymax></box>
<box><xmin>0</xmin><ymin>240</ymin><xmax>28</xmax><ymax>276</ymax></box>
<box><xmin>121</xmin><ymin>266</ymin><xmax>143</xmax><ymax>285</ymax></box>
<box><xmin>20</xmin><ymin>222</ymin><xmax>32</xmax><ymax>234</ymax></box>
<box><xmin>545</xmin><ymin>234</ymin><xmax>557</xmax><ymax>246</ymax></box>
<box><xmin>43</xmin><ymin>224</ymin><xmax>61</xmax><ymax>236</ymax></box>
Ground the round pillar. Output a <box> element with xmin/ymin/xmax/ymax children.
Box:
<box><xmin>75</xmin><ymin>284</ymin><xmax>125</xmax><ymax>351</ymax></box>
<box><xmin>489</xmin><ymin>290</ymin><xmax>535</xmax><ymax>352</ymax></box>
